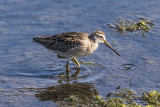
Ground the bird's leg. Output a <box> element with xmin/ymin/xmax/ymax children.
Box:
<box><xmin>71</xmin><ymin>57</ymin><xmax>80</xmax><ymax>69</ymax></box>
<box><xmin>66</xmin><ymin>61</ymin><xmax>70</xmax><ymax>72</ymax></box>
<box><xmin>71</xmin><ymin>68</ymin><xmax>80</xmax><ymax>78</ymax></box>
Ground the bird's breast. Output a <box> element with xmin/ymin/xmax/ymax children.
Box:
<box><xmin>87</xmin><ymin>42</ymin><xmax>98</xmax><ymax>54</ymax></box>
<box><xmin>77</xmin><ymin>41</ymin><xmax>98</xmax><ymax>57</ymax></box>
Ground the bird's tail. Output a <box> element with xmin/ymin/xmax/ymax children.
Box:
<box><xmin>33</xmin><ymin>35</ymin><xmax>53</xmax><ymax>46</ymax></box>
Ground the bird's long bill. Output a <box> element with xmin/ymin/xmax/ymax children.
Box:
<box><xmin>104</xmin><ymin>40</ymin><xmax>120</xmax><ymax>56</ymax></box>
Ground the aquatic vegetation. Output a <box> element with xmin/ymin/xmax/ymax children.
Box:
<box><xmin>0</xmin><ymin>89</ymin><xmax>4</xmax><ymax>92</ymax></box>
<box><xmin>108</xmin><ymin>17</ymin><xmax>154</xmax><ymax>36</ymax></box>
<box><xmin>92</xmin><ymin>89</ymin><xmax>160</xmax><ymax>107</ymax></box>
<box><xmin>34</xmin><ymin>83</ymin><xmax>160</xmax><ymax>107</ymax></box>
<box><xmin>104</xmin><ymin>89</ymin><xmax>160</xmax><ymax>107</ymax></box>
<box><xmin>93</xmin><ymin>95</ymin><xmax>141</xmax><ymax>107</ymax></box>
<box><xmin>105</xmin><ymin>98</ymin><xmax>125</xmax><ymax>107</ymax></box>
<box><xmin>142</xmin><ymin>90</ymin><xmax>160</xmax><ymax>106</ymax></box>
<box><xmin>105</xmin><ymin>88</ymin><xmax>141</xmax><ymax>107</ymax></box>
<box><xmin>26</xmin><ymin>84</ymin><xmax>160</xmax><ymax>107</ymax></box>
<box><xmin>35</xmin><ymin>83</ymin><xmax>99</xmax><ymax>106</ymax></box>
<box><xmin>110</xmin><ymin>88</ymin><xmax>137</xmax><ymax>101</ymax></box>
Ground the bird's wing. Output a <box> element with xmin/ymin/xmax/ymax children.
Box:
<box><xmin>33</xmin><ymin>32</ymin><xmax>89</xmax><ymax>52</ymax></box>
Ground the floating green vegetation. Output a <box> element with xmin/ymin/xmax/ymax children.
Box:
<box><xmin>108</xmin><ymin>88</ymin><xmax>137</xmax><ymax>101</ymax></box>
<box><xmin>0</xmin><ymin>89</ymin><xmax>4</xmax><ymax>92</ymax></box>
<box><xmin>143</xmin><ymin>90</ymin><xmax>160</xmax><ymax>106</ymax></box>
<box><xmin>94</xmin><ymin>96</ymin><xmax>126</xmax><ymax>107</ymax></box>
<box><xmin>92</xmin><ymin>89</ymin><xmax>160</xmax><ymax>107</ymax></box>
<box><xmin>108</xmin><ymin>17</ymin><xmax>154</xmax><ymax>36</ymax></box>
<box><xmin>63</xmin><ymin>89</ymin><xmax>160</xmax><ymax>107</ymax></box>
<box><xmin>34</xmin><ymin>83</ymin><xmax>160</xmax><ymax>107</ymax></box>
<box><xmin>104</xmin><ymin>88</ymin><xmax>141</xmax><ymax>107</ymax></box>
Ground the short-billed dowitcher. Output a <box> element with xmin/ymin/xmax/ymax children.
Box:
<box><xmin>33</xmin><ymin>31</ymin><xmax>120</xmax><ymax>71</ymax></box>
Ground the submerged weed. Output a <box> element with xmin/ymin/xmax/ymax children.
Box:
<box><xmin>108</xmin><ymin>17</ymin><xmax>154</xmax><ymax>36</ymax></box>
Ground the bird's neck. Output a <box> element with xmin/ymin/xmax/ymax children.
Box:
<box><xmin>89</xmin><ymin>34</ymin><xmax>98</xmax><ymax>43</ymax></box>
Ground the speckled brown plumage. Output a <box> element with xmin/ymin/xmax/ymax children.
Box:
<box><xmin>34</xmin><ymin>32</ymin><xmax>87</xmax><ymax>51</ymax></box>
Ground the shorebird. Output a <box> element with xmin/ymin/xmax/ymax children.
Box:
<box><xmin>33</xmin><ymin>31</ymin><xmax>120</xmax><ymax>71</ymax></box>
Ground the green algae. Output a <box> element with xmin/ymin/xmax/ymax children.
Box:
<box><xmin>0</xmin><ymin>89</ymin><xmax>4</xmax><ymax>92</ymax></box>
<box><xmin>92</xmin><ymin>95</ymin><xmax>141</xmax><ymax>107</ymax></box>
<box><xmin>105</xmin><ymin>98</ymin><xmax>125</xmax><ymax>107</ymax></box>
<box><xmin>34</xmin><ymin>83</ymin><xmax>160</xmax><ymax>107</ymax></box>
<box><xmin>108</xmin><ymin>17</ymin><xmax>154</xmax><ymax>36</ymax></box>
<box><xmin>92</xmin><ymin>89</ymin><xmax>160</xmax><ymax>107</ymax></box>
<box><xmin>142</xmin><ymin>90</ymin><xmax>160</xmax><ymax>106</ymax></box>
<box><xmin>109</xmin><ymin>88</ymin><xmax>137</xmax><ymax>101</ymax></box>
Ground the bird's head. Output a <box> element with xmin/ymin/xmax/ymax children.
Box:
<box><xmin>91</xmin><ymin>31</ymin><xmax>120</xmax><ymax>56</ymax></box>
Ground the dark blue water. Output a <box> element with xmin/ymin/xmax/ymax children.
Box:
<box><xmin>0</xmin><ymin>0</ymin><xmax>160</xmax><ymax>106</ymax></box>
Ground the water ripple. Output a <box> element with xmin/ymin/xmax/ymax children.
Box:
<box><xmin>120</xmin><ymin>64</ymin><xmax>138</xmax><ymax>71</ymax></box>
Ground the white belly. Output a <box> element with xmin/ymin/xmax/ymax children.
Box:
<box><xmin>54</xmin><ymin>41</ymin><xmax>99</xmax><ymax>59</ymax></box>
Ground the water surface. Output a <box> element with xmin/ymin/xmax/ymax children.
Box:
<box><xmin>0</xmin><ymin>0</ymin><xmax>160</xmax><ymax>106</ymax></box>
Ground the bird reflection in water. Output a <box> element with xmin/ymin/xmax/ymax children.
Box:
<box><xmin>57</xmin><ymin>68</ymin><xmax>89</xmax><ymax>84</ymax></box>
